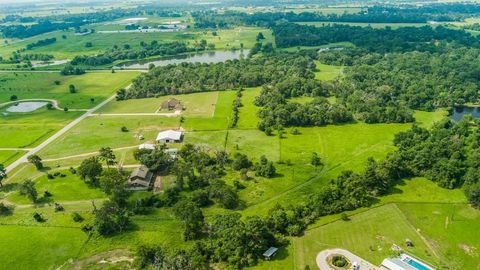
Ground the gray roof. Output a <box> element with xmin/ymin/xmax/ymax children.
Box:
<box><xmin>381</xmin><ymin>258</ymin><xmax>418</xmax><ymax>270</ymax></box>
<box><xmin>263</xmin><ymin>247</ymin><xmax>278</xmax><ymax>257</ymax></box>
<box><xmin>130</xmin><ymin>165</ymin><xmax>150</xmax><ymax>180</ymax></box>
<box><xmin>156</xmin><ymin>130</ymin><xmax>182</xmax><ymax>141</ymax></box>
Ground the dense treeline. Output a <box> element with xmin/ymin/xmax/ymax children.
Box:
<box><xmin>0</xmin><ymin>9</ymin><xmax>182</xmax><ymax>38</ymax></box>
<box><xmin>273</xmin><ymin>23</ymin><xmax>480</xmax><ymax>52</ymax></box>
<box><xmin>71</xmin><ymin>40</ymin><xmax>212</xmax><ymax>67</ymax></box>
<box><xmin>192</xmin><ymin>4</ymin><xmax>480</xmax><ymax>29</ymax></box>
<box><xmin>332</xmin><ymin>47</ymin><xmax>480</xmax><ymax>116</ymax></box>
<box><xmin>25</xmin><ymin>38</ymin><xmax>56</xmax><ymax>50</ymax></box>
<box><xmin>123</xmin><ymin>53</ymin><xmax>318</xmax><ymax>99</ymax></box>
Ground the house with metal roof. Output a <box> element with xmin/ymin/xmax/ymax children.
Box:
<box><xmin>156</xmin><ymin>130</ymin><xmax>183</xmax><ymax>143</ymax></box>
<box><xmin>263</xmin><ymin>247</ymin><xmax>278</xmax><ymax>260</ymax></box>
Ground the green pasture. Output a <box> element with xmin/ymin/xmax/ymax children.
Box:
<box><xmin>0</xmin><ymin>72</ymin><xmax>139</xmax><ymax>109</ymax></box>
<box><xmin>0</xmin><ymin>107</ymin><xmax>81</xmax><ymax>148</ymax></box>
<box><xmin>237</xmin><ymin>87</ymin><xmax>261</xmax><ymax>129</ymax></box>
<box><xmin>0</xmin><ymin>27</ymin><xmax>272</xmax><ymax>60</ymax></box>
<box><xmin>38</xmin><ymin>115</ymin><xmax>181</xmax><ymax>159</ymax></box>
<box><xmin>0</xmin><ymin>150</ymin><xmax>25</xmax><ymax>166</ymax></box>
<box><xmin>314</xmin><ymin>61</ymin><xmax>343</xmax><ymax>81</ymax></box>
<box><xmin>295</xmin><ymin>203</ymin><xmax>439</xmax><ymax>269</ymax></box>
<box><xmin>6</xmin><ymin>170</ymin><xmax>106</xmax><ymax>204</ymax></box>
<box><xmin>0</xmin><ymin>225</ymin><xmax>88</xmax><ymax>270</ymax></box>
<box><xmin>398</xmin><ymin>203</ymin><xmax>480</xmax><ymax>269</ymax></box>
<box><xmin>99</xmin><ymin>91</ymin><xmax>219</xmax><ymax>117</ymax></box>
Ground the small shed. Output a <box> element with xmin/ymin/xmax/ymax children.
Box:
<box><xmin>263</xmin><ymin>247</ymin><xmax>278</xmax><ymax>260</ymax></box>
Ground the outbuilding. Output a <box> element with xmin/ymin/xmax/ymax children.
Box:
<box><xmin>263</xmin><ymin>247</ymin><xmax>278</xmax><ymax>260</ymax></box>
<box><xmin>156</xmin><ymin>130</ymin><xmax>183</xmax><ymax>143</ymax></box>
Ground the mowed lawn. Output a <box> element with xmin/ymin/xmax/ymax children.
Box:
<box><xmin>99</xmin><ymin>91</ymin><xmax>219</xmax><ymax>117</ymax></box>
<box><xmin>6</xmin><ymin>170</ymin><xmax>106</xmax><ymax>204</ymax></box>
<box><xmin>315</xmin><ymin>61</ymin><xmax>343</xmax><ymax>81</ymax></box>
<box><xmin>0</xmin><ymin>150</ymin><xmax>25</xmax><ymax>165</ymax></box>
<box><xmin>0</xmin><ymin>72</ymin><xmax>139</xmax><ymax>109</ymax></box>
<box><xmin>294</xmin><ymin>203</ymin><xmax>438</xmax><ymax>270</ymax></box>
<box><xmin>38</xmin><ymin>115</ymin><xmax>181</xmax><ymax>159</ymax></box>
<box><xmin>0</xmin><ymin>108</ymin><xmax>81</xmax><ymax>148</ymax></box>
<box><xmin>398</xmin><ymin>203</ymin><xmax>480</xmax><ymax>269</ymax></box>
<box><xmin>0</xmin><ymin>225</ymin><xmax>87</xmax><ymax>270</ymax></box>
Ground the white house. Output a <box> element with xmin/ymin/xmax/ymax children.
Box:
<box><xmin>156</xmin><ymin>130</ymin><xmax>183</xmax><ymax>143</ymax></box>
<box><xmin>138</xmin><ymin>143</ymin><xmax>156</xmax><ymax>150</ymax></box>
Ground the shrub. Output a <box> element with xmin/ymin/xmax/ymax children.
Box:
<box><xmin>121</xmin><ymin>126</ymin><xmax>129</xmax><ymax>132</ymax></box>
<box><xmin>0</xmin><ymin>203</ymin><xmax>13</xmax><ymax>216</ymax></box>
<box><xmin>332</xmin><ymin>255</ymin><xmax>347</xmax><ymax>267</ymax></box>
<box><xmin>54</xmin><ymin>203</ymin><xmax>64</xmax><ymax>212</ymax></box>
<box><xmin>72</xmin><ymin>212</ymin><xmax>84</xmax><ymax>222</ymax></box>
<box><xmin>33</xmin><ymin>212</ymin><xmax>44</xmax><ymax>222</ymax></box>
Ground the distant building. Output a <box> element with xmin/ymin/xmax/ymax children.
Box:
<box><xmin>263</xmin><ymin>247</ymin><xmax>278</xmax><ymax>260</ymax></box>
<box><xmin>128</xmin><ymin>165</ymin><xmax>154</xmax><ymax>190</ymax></box>
<box><xmin>166</xmin><ymin>148</ymin><xmax>178</xmax><ymax>158</ymax></box>
<box><xmin>160</xmin><ymin>98</ymin><xmax>184</xmax><ymax>111</ymax></box>
<box><xmin>156</xmin><ymin>130</ymin><xmax>183</xmax><ymax>143</ymax></box>
<box><xmin>138</xmin><ymin>143</ymin><xmax>156</xmax><ymax>150</ymax></box>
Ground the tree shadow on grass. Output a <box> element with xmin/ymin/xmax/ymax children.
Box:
<box><xmin>0</xmin><ymin>182</ymin><xmax>19</xmax><ymax>193</ymax></box>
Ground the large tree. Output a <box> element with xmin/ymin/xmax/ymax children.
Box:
<box><xmin>78</xmin><ymin>157</ymin><xmax>103</xmax><ymax>186</ymax></box>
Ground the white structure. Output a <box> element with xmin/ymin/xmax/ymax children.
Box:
<box><xmin>166</xmin><ymin>148</ymin><xmax>178</xmax><ymax>158</ymax></box>
<box><xmin>138</xmin><ymin>143</ymin><xmax>156</xmax><ymax>150</ymax></box>
<box><xmin>381</xmin><ymin>254</ymin><xmax>434</xmax><ymax>270</ymax></box>
<box><xmin>156</xmin><ymin>130</ymin><xmax>183</xmax><ymax>143</ymax></box>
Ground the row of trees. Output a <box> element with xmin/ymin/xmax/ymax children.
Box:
<box><xmin>70</xmin><ymin>40</ymin><xmax>214</xmax><ymax>67</ymax></box>
<box><xmin>273</xmin><ymin>23</ymin><xmax>480</xmax><ymax>53</ymax></box>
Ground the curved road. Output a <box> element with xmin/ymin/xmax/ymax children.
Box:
<box><xmin>316</xmin><ymin>249</ymin><xmax>379</xmax><ymax>270</ymax></box>
<box><xmin>5</xmin><ymin>94</ymin><xmax>118</xmax><ymax>173</ymax></box>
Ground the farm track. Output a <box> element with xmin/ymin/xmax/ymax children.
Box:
<box><xmin>4</xmin><ymin>84</ymin><xmax>132</xmax><ymax>174</ymax></box>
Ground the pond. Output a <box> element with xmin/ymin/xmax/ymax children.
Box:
<box><xmin>5</xmin><ymin>102</ymin><xmax>48</xmax><ymax>113</ymax></box>
<box><xmin>116</xmin><ymin>50</ymin><xmax>249</xmax><ymax>69</ymax></box>
<box><xmin>449</xmin><ymin>106</ymin><xmax>480</xmax><ymax>122</ymax></box>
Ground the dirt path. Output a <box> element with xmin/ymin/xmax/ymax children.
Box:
<box><xmin>5</xmin><ymin>85</ymin><xmax>130</xmax><ymax>174</ymax></box>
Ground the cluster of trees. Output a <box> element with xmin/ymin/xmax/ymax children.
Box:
<box><xmin>70</xmin><ymin>41</ymin><xmax>212</xmax><ymax>67</ymax></box>
<box><xmin>25</xmin><ymin>38</ymin><xmax>56</xmax><ymax>50</ymax></box>
<box><xmin>255</xmin><ymin>86</ymin><xmax>352</xmax><ymax>131</ymax></box>
<box><xmin>191</xmin><ymin>4</ymin><xmax>480</xmax><ymax>29</ymax></box>
<box><xmin>8</xmin><ymin>53</ymin><xmax>54</xmax><ymax>63</ymax></box>
<box><xmin>333</xmin><ymin>47</ymin><xmax>480</xmax><ymax>117</ymax></box>
<box><xmin>60</xmin><ymin>65</ymin><xmax>85</xmax><ymax>76</ymax></box>
<box><xmin>273</xmin><ymin>23</ymin><xmax>480</xmax><ymax>53</ymax></box>
<box><xmin>123</xmin><ymin>53</ymin><xmax>318</xmax><ymax>99</ymax></box>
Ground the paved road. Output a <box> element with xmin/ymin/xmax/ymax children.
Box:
<box><xmin>5</xmin><ymin>94</ymin><xmax>118</xmax><ymax>173</ymax></box>
<box><xmin>316</xmin><ymin>249</ymin><xmax>379</xmax><ymax>270</ymax></box>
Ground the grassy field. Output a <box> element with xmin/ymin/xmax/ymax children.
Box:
<box><xmin>0</xmin><ymin>150</ymin><xmax>25</xmax><ymax>166</ymax></box>
<box><xmin>315</xmin><ymin>61</ymin><xmax>343</xmax><ymax>81</ymax></box>
<box><xmin>0</xmin><ymin>72</ymin><xmax>139</xmax><ymax>109</ymax></box>
<box><xmin>295</xmin><ymin>203</ymin><xmax>439</xmax><ymax>269</ymax></box>
<box><xmin>99</xmin><ymin>91</ymin><xmax>219</xmax><ymax>117</ymax></box>
<box><xmin>0</xmin><ymin>107</ymin><xmax>81</xmax><ymax>148</ymax></box>
<box><xmin>0</xmin><ymin>27</ymin><xmax>273</xmax><ymax>60</ymax></box>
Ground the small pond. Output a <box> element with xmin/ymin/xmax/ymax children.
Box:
<box><xmin>6</xmin><ymin>102</ymin><xmax>48</xmax><ymax>113</ymax></box>
<box><xmin>117</xmin><ymin>50</ymin><xmax>249</xmax><ymax>69</ymax></box>
<box><xmin>449</xmin><ymin>106</ymin><xmax>480</xmax><ymax>122</ymax></box>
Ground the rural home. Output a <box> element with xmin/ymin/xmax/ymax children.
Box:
<box><xmin>156</xmin><ymin>130</ymin><xmax>183</xmax><ymax>143</ymax></box>
<box><xmin>160</xmin><ymin>98</ymin><xmax>183</xmax><ymax>111</ymax></box>
<box><xmin>128</xmin><ymin>165</ymin><xmax>154</xmax><ymax>190</ymax></box>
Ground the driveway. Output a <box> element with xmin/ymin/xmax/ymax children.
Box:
<box><xmin>316</xmin><ymin>248</ymin><xmax>379</xmax><ymax>270</ymax></box>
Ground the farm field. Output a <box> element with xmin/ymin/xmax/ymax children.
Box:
<box><xmin>99</xmin><ymin>91</ymin><xmax>219</xmax><ymax>117</ymax></box>
<box><xmin>0</xmin><ymin>72</ymin><xmax>139</xmax><ymax>108</ymax></box>
<box><xmin>0</xmin><ymin>27</ymin><xmax>273</xmax><ymax>60</ymax></box>
<box><xmin>0</xmin><ymin>107</ymin><xmax>81</xmax><ymax>148</ymax></box>
<box><xmin>0</xmin><ymin>150</ymin><xmax>25</xmax><ymax>166</ymax></box>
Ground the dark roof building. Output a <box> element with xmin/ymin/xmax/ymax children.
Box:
<box><xmin>128</xmin><ymin>165</ymin><xmax>154</xmax><ymax>190</ymax></box>
<box><xmin>160</xmin><ymin>98</ymin><xmax>183</xmax><ymax>111</ymax></box>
